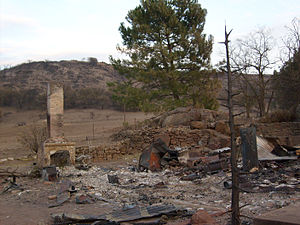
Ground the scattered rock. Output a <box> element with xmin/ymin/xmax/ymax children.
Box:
<box><xmin>191</xmin><ymin>209</ymin><xmax>218</xmax><ymax>225</ymax></box>
<box><xmin>215</xmin><ymin>120</ymin><xmax>230</xmax><ymax>136</ymax></box>
<box><xmin>190</xmin><ymin>121</ymin><xmax>207</xmax><ymax>130</ymax></box>
<box><xmin>75</xmin><ymin>164</ymin><xmax>90</xmax><ymax>171</ymax></box>
<box><xmin>153</xmin><ymin>134</ymin><xmax>170</xmax><ymax>146</ymax></box>
<box><xmin>75</xmin><ymin>194</ymin><xmax>94</xmax><ymax>204</ymax></box>
<box><xmin>17</xmin><ymin>122</ymin><xmax>26</xmax><ymax>126</ymax></box>
<box><xmin>162</xmin><ymin>112</ymin><xmax>193</xmax><ymax>127</ymax></box>
<box><xmin>48</xmin><ymin>195</ymin><xmax>57</xmax><ymax>200</ymax></box>
<box><xmin>180</xmin><ymin>173</ymin><xmax>202</xmax><ymax>181</ymax></box>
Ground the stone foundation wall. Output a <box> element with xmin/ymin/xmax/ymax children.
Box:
<box><xmin>76</xmin><ymin>142</ymin><xmax>131</xmax><ymax>161</ymax></box>
<box><xmin>76</xmin><ymin>126</ymin><xmax>231</xmax><ymax>162</ymax></box>
<box><xmin>73</xmin><ymin>109</ymin><xmax>300</xmax><ymax>162</ymax></box>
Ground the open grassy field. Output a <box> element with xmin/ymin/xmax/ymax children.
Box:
<box><xmin>0</xmin><ymin>107</ymin><xmax>153</xmax><ymax>160</ymax></box>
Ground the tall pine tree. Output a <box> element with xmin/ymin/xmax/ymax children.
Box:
<box><xmin>109</xmin><ymin>0</ymin><xmax>218</xmax><ymax>112</ymax></box>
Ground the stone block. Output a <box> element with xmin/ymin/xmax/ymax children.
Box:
<box><xmin>191</xmin><ymin>209</ymin><xmax>218</xmax><ymax>225</ymax></box>
<box><xmin>190</xmin><ymin>121</ymin><xmax>207</xmax><ymax>129</ymax></box>
<box><xmin>215</xmin><ymin>120</ymin><xmax>230</xmax><ymax>135</ymax></box>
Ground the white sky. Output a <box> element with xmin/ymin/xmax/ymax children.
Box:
<box><xmin>0</xmin><ymin>0</ymin><xmax>299</xmax><ymax>68</ymax></box>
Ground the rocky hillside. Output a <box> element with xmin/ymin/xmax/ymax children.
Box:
<box><xmin>0</xmin><ymin>60</ymin><xmax>122</xmax><ymax>91</ymax></box>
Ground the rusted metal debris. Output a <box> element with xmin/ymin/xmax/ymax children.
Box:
<box><xmin>138</xmin><ymin>138</ymin><xmax>231</xmax><ymax>174</ymax></box>
<box><xmin>42</xmin><ymin>166</ymin><xmax>58</xmax><ymax>181</ymax></box>
<box><xmin>48</xmin><ymin>191</ymin><xmax>70</xmax><ymax>208</ymax></box>
<box><xmin>138</xmin><ymin>138</ymin><xmax>178</xmax><ymax>172</ymax></box>
<box><xmin>257</xmin><ymin>136</ymin><xmax>298</xmax><ymax>161</ymax></box>
<box><xmin>48</xmin><ymin>179</ymin><xmax>75</xmax><ymax>208</ymax></box>
<box><xmin>51</xmin><ymin>204</ymin><xmax>178</xmax><ymax>224</ymax></box>
<box><xmin>107</xmin><ymin>174</ymin><xmax>120</xmax><ymax>184</ymax></box>
<box><xmin>0</xmin><ymin>175</ymin><xmax>23</xmax><ymax>194</ymax></box>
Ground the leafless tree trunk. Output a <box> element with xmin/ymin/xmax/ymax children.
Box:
<box><xmin>221</xmin><ymin>26</ymin><xmax>240</xmax><ymax>225</ymax></box>
<box><xmin>123</xmin><ymin>103</ymin><xmax>126</xmax><ymax>123</ymax></box>
<box><xmin>231</xmin><ymin>28</ymin><xmax>275</xmax><ymax>117</ymax></box>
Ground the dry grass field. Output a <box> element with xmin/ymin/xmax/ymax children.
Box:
<box><xmin>0</xmin><ymin>107</ymin><xmax>153</xmax><ymax>160</ymax></box>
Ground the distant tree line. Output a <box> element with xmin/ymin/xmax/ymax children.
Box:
<box><xmin>63</xmin><ymin>86</ymin><xmax>116</xmax><ymax>109</ymax></box>
<box><xmin>0</xmin><ymin>88</ymin><xmax>46</xmax><ymax>110</ymax></box>
<box><xmin>0</xmin><ymin>86</ymin><xmax>121</xmax><ymax>110</ymax></box>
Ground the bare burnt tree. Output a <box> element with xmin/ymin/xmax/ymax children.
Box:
<box><xmin>231</xmin><ymin>28</ymin><xmax>276</xmax><ymax>117</ymax></box>
<box><xmin>221</xmin><ymin>26</ymin><xmax>240</xmax><ymax>225</ymax></box>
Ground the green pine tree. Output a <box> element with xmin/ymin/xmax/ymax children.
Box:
<box><xmin>109</xmin><ymin>0</ymin><xmax>218</xmax><ymax>112</ymax></box>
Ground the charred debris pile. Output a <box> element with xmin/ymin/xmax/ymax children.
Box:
<box><xmin>53</xmin><ymin>107</ymin><xmax>299</xmax><ymax>224</ymax></box>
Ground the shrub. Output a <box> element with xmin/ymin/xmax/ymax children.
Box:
<box><xmin>88</xmin><ymin>57</ymin><xmax>98</xmax><ymax>66</ymax></box>
<box><xmin>18</xmin><ymin>123</ymin><xmax>47</xmax><ymax>154</ymax></box>
<box><xmin>259</xmin><ymin>109</ymin><xmax>296</xmax><ymax>123</ymax></box>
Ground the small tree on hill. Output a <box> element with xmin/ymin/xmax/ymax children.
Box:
<box><xmin>109</xmin><ymin>0</ymin><xmax>218</xmax><ymax>112</ymax></box>
<box><xmin>88</xmin><ymin>57</ymin><xmax>98</xmax><ymax>66</ymax></box>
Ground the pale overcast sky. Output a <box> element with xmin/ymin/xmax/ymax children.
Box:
<box><xmin>0</xmin><ymin>0</ymin><xmax>299</xmax><ymax>68</ymax></box>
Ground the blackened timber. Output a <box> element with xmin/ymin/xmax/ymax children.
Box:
<box><xmin>240</xmin><ymin>127</ymin><xmax>259</xmax><ymax>171</ymax></box>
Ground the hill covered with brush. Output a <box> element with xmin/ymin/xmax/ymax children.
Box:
<box><xmin>0</xmin><ymin>59</ymin><xmax>123</xmax><ymax>109</ymax></box>
<box><xmin>0</xmin><ymin>59</ymin><xmax>122</xmax><ymax>91</ymax></box>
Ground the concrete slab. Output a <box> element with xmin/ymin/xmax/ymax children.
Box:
<box><xmin>254</xmin><ymin>203</ymin><xmax>300</xmax><ymax>225</ymax></box>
